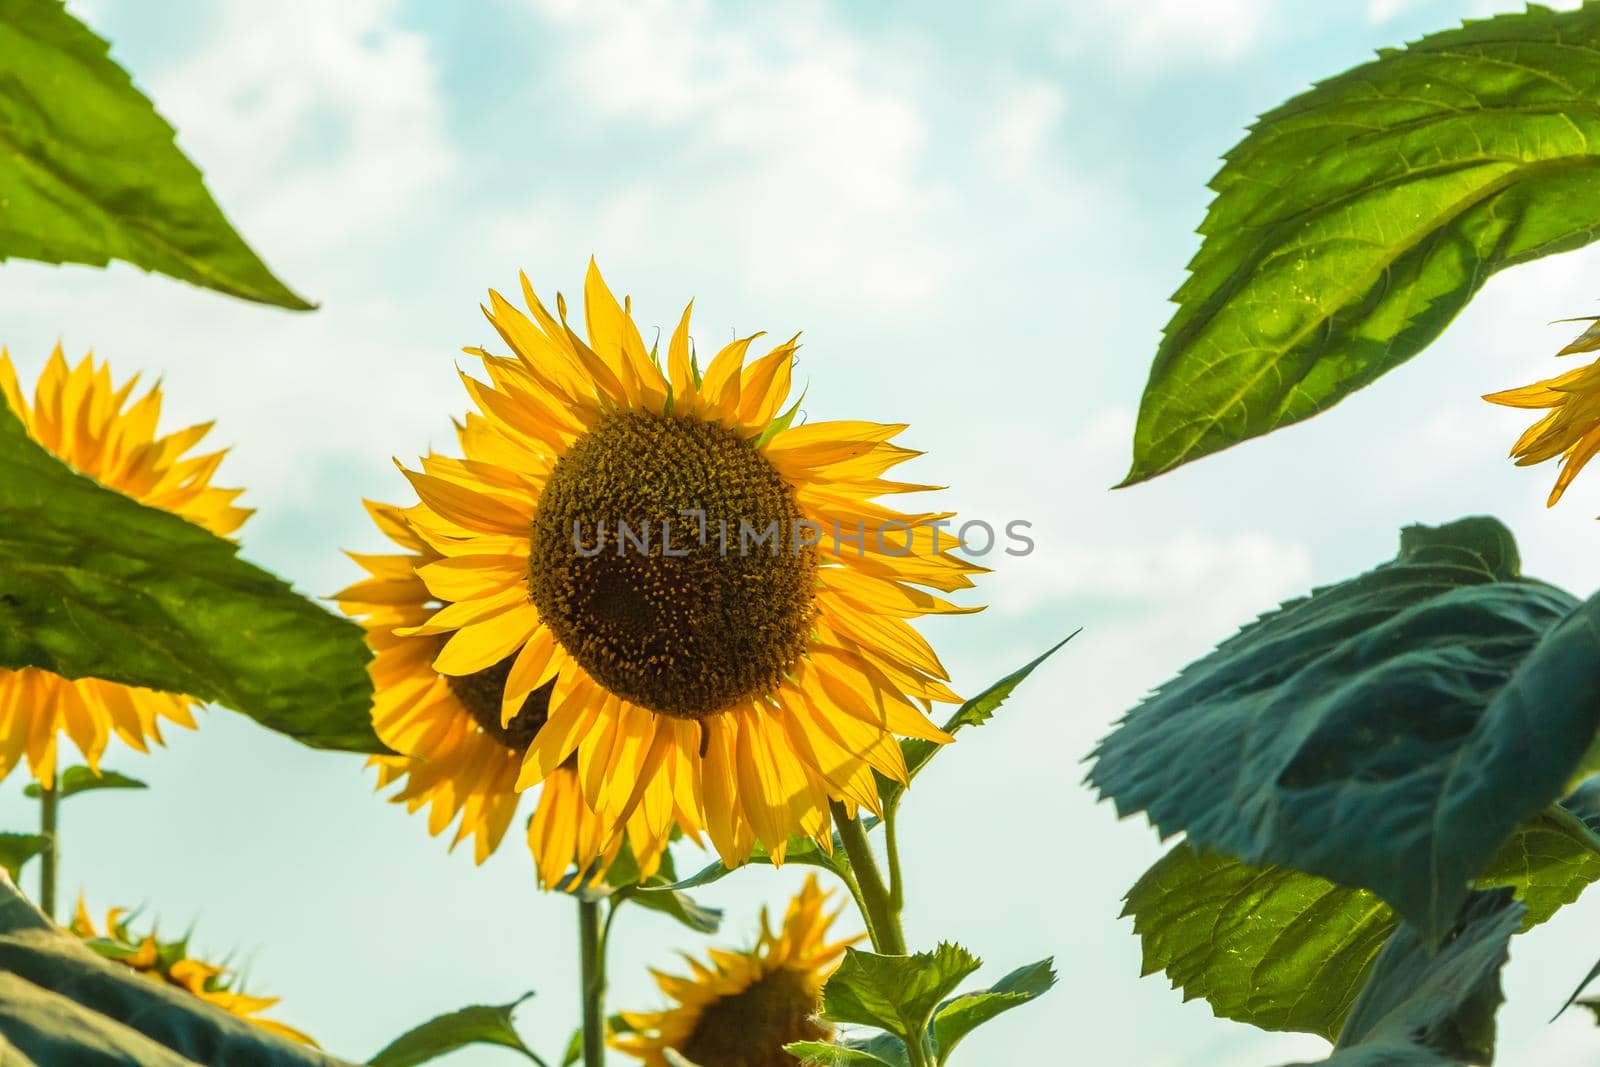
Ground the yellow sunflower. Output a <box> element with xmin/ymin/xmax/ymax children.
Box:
<box><xmin>70</xmin><ymin>897</ymin><xmax>315</xmax><ymax>1046</ymax></box>
<box><xmin>395</xmin><ymin>261</ymin><xmax>978</xmax><ymax>868</ymax></box>
<box><xmin>337</xmin><ymin>473</ymin><xmax>690</xmax><ymax>887</ymax></box>
<box><xmin>614</xmin><ymin>873</ymin><xmax>858</xmax><ymax>1067</ymax></box>
<box><xmin>0</xmin><ymin>347</ymin><xmax>249</xmax><ymax>786</ymax></box>
<box><xmin>1485</xmin><ymin>324</ymin><xmax>1600</xmax><ymax>506</ymax></box>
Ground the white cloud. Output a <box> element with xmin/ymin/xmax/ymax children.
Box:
<box><xmin>520</xmin><ymin>0</ymin><xmax>952</xmax><ymax>305</ymax></box>
<box><xmin>980</xmin><ymin>81</ymin><xmax>1069</xmax><ymax>185</ymax></box>
<box><xmin>1053</xmin><ymin>0</ymin><xmax>1276</xmax><ymax>68</ymax></box>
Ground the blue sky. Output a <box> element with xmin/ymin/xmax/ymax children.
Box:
<box><xmin>8</xmin><ymin>0</ymin><xmax>1600</xmax><ymax>1063</ymax></box>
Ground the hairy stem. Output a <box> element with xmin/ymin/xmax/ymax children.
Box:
<box><xmin>829</xmin><ymin>800</ymin><xmax>905</xmax><ymax>955</ymax></box>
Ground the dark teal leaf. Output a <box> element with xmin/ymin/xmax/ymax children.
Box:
<box><xmin>1090</xmin><ymin>517</ymin><xmax>1600</xmax><ymax>945</ymax></box>
<box><xmin>1294</xmin><ymin>890</ymin><xmax>1524</xmax><ymax>1066</ymax></box>
<box><xmin>1124</xmin><ymin>4</ymin><xmax>1600</xmax><ymax>483</ymax></box>
<box><xmin>0</xmin><ymin>0</ymin><xmax>310</xmax><ymax>308</ymax></box>
<box><xmin>931</xmin><ymin>958</ymin><xmax>1056</xmax><ymax>1057</ymax></box>
<box><xmin>0</xmin><ymin>834</ymin><xmax>47</xmax><ymax>883</ymax></box>
<box><xmin>367</xmin><ymin>995</ymin><xmax>542</xmax><ymax>1067</ymax></box>
<box><xmin>885</xmin><ymin>632</ymin><xmax>1076</xmax><ymax>809</ymax></box>
<box><xmin>0</xmin><ymin>401</ymin><xmax>381</xmax><ymax>753</ymax></box>
<box><xmin>0</xmin><ymin>873</ymin><xmax>345</xmax><ymax>1065</ymax></box>
<box><xmin>821</xmin><ymin>944</ymin><xmax>981</xmax><ymax>1046</ymax></box>
<box><xmin>24</xmin><ymin>766</ymin><xmax>146</xmax><ymax>800</ymax></box>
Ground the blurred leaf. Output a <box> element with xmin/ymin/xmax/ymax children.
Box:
<box><xmin>0</xmin><ymin>872</ymin><xmax>348</xmax><ymax>1064</ymax></box>
<box><xmin>931</xmin><ymin>958</ymin><xmax>1056</xmax><ymax>1057</ymax></box>
<box><xmin>883</xmin><ymin>632</ymin><xmax>1077</xmax><ymax>809</ymax></box>
<box><xmin>366</xmin><ymin>995</ymin><xmax>542</xmax><ymax>1067</ymax></box>
<box><xmin>0</xmin><ymin>834</ymin><xmax>47</xmax><ymax>883</ymax></box>
<box><xmin>1125</xmin><ymin>803</ymin><xmax>1600</xmax><ymax>1041</ymax></box>
<box><xmin>821</xmin><ymin>944</ymin><xmax>981</xmax><ymax>1047</ymax></box>
<box><xmin>1288</xmin><ymin>891</ymin><xmax>1523</xmax><ymax>1066</ymax></box>
<box><xmin>787</xmin><ymin>1040</ymin><xmax>902</xmax><ymax>1066</ymax></box>
<box><xmin>23</xmin><ymin>766</ymin><xmax>145</xmax><ymax>800</ymax></box>
<box><xmin>559</xmin><ymin>1029</ymin><xmax>581</xmax><ymax>1067</ymax></box>
<box><xmin>0</xmin><ymin>0</ymin><xmax>310</xmax><ymax>308</ymax></box>
<box><xmin>0</xmin><ymin>401</ymin><xmax>381</xmax><ymax>753</ymax></box>
<box><xmin>1091</xmin><ymin>517</ymin><xmax>1600</xmax><ymax>946</ymax></box>
<box><xmin>1124</xmin><ymin>4</ymin><xmax>1600</xmax><ymax>483</ymax></box>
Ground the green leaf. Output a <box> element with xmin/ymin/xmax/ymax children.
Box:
<box><xmin>0</xmin><ymin>400</ymin><xmax>382</xmax><ymax>753</ymax></box>
<box><xmin>559</xmin><ymin>1029</ymin><xmax>582</xmax><ymax>1067</ymax></box>
<box><xmin>0</xmin><ymin>873</ymin><xmax>346</xmax><ymax>1065</ymax></box>
<box><xmin>931</xmin><ymin>958</ymin><xmax>1056</xmax><ymax>1058</ymax></box>
<box><xmin>884</xmin><ymin>632</ymin><xmax>1076</xmax><ymax>809</ymax></box>
<box><xmin>1124</xmin><ymin>4</ymin><xmax>1600</xmax><ymax>483</ymax></box>
<box><xmin>786</xmin><ymin>1040</ymin><xmax>902</xmax><ymax>1066</ymax></box>
<box><xmin>558</xmin><ymin>845</ymin><xmax>723</xmax><ymax>936</ymax></box>
<box><xmin>1090</xmin><ymin>517</ymin><xmax>1600</xmax><ymax>945</ymax></box>
<box><xmin>1295</xmin><ymin>890</ymin><xmax>1524</xmax><ymax>1066</ymax></box>
<box><xmin>366</xmin><ymin>995</ymin><xmax>543</xmax><ymax>1067</ymax></box>
<box><xmin>0</xmin><ymin>834</ymin><xmax>48</xmax><ymax>883</ymax></box>
<box><xmin>0</xmin><ymin>0</ymin><xmax>310</xmax><ymax>308</ymax></box>
<box><xmin>660</xmin><ymin>822</ymin><xmax>866</xmax><ymax>892</ymax></box>
<box><xmin>23</xmin><ymin>766</ymin><xmax>146</xmax><ymax>800</ymax></box>
<box><xmin>821</xmin><ymin>944</ymin><xmax>981</xmax><ymax>1047</ymax></box>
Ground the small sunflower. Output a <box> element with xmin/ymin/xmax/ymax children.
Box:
<box><xmin>396</xmin><ymin>262</ymin><xmax>979</xmax><ymax>867</ymax></box>
<box><xmin>614</xmin><ymin>874</ymin><xmax>858</xmax><ymax>1067</ymax></box>
<box><xmin>70</xmin><ymin>898</ymin><xmax>315</xmax><ymax>1046</ymax></box>
<box><xmin>1485</xmin><ymin>321</ymin><xmax>1600</xmax><ymax>506</ymax></box>
<box><xmin>0</xmin><ymin>347</ymin><xmax>249</xmax><ymax>786</ymax></box>
<box><xmin>336</xmin><ymin>483</ymin><xmax>690</xmax><ymax>886</ymax></box>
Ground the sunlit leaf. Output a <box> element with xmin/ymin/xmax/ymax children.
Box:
<box><xmin>1124</xmin><ymin>5</ymin><xmax>1600</xmax><ymax>483</ymax></box>
<box><xmin>0</xmin><ymin>0</ymin><xmax>310</xmax><ymax>308</ymax></box>
<box><xmin>0</xmin><ymin>401</ymin><xmax>381</xmax><ymax>753</ymax></box>
<box><xmin>821</xmin><ymin>944</ymin><xmax>981</xmax><ymax>1047</ymax></box>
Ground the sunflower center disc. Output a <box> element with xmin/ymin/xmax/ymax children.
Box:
<box><xmin>680</xmin><ymin>967</ymin><xmax>831</xmax><ymax>1067</ymax></box>
<box><xmin>528</xmin><ymin>409</ymin><xmax>817</xmax><ymax>720</ymax></box>
<box><xmin>446</xmin><ymin>655</ymin><xmax>552</xmax><ymax>751</ymax></box>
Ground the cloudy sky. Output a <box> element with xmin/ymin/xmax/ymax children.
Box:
<box><xmin>6</xmin><ymin>0</ymin><xmax>1600</xmax><ymax>1063</ymax></box>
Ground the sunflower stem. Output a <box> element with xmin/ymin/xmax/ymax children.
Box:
<box><xmin>885</xmin><ymin>801</ymin><xmax>906</xmax><ymax>914</ymax></box>
<box><xmin>578</xmin><ymin>897</ymin><xmax>606</xmax><ymax>1067</ymax></box>
<box><xmin>830</xmin><ymin>801</ymin><xmax>906</xmax><ymax>955</ymax></box>
<box><xmin>38</xmin><ymin>782</ymin><xmax>57</xmax><ymax>922</ymax></box>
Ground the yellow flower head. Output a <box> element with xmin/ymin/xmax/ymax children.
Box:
<box><xmin>613</xmin><ymin>874</ymin><xmax>859</xmax><ymax>1067</ymax></box>
<box><xmin>336</xmin><ymin>494</ymin><xmax>687</xmax><ymax>885</ymax></box>
<box><xmin>0</xmin><ymin>347</ymin><xmax>249</xmax><ymax>785</ymax></box>
<box><xmin>1485</xmin><ymin>319</ymin><xmax>1600</xmax><ymax>506</ymax></box>
<box><xmin>70</xmin><ymin>897</ymin><xmax>314</xmax><ymax>1046</ymax></box>
<box><xmin>390</xmin><ymin>261</ymin><xmax>979</xmax><ymax>869</ymax></box>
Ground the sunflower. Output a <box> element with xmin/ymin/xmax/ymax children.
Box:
<box><xmin>0</xmin><ymin>347</ymin><xmax>249</xmax><ymax>786</ymax></box>
<box><xmin>614</xmin><ymin>873</ymin><xmax>858</xmax><ymax>1067</ymax></box>
<box><xmin>395</xmin><ymin>261</ymin><xmax>978</xmax><ymax>868</ymax></box>
<box><xmin>336</xmin><ymin>476</ymin><xmax>688</xmax><ymax>887</ymax></box>
<box><xmin>1485</xmin><ymin>322</ymin><xmax>1600</xmax><ymax>506</ymax></box>
<box><xmin>70</xmin><ymin>897</ymin><xmax>315</xmax><ymax>1046</ymax></box>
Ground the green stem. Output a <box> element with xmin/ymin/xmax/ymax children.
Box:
<box><xmin>578</xmin><ymin>897</ymin><xmax>605</xmax><ymax>1067</ymax></box>
<box><xmin>885</xmin><ymin>802</ymin><xmax>906</xmax><ymax>913</ymax></box>
<box><xmin>829</xmin><ymin>801</ymin><xmax>905</xmax><ymax>955</ymax></box>
<box><xmin>38</xmin><ymin>783</ymin><xmax>57</xmax><ymax>921</ymax></box>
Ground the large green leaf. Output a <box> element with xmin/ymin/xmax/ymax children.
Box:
<box><xmin>1124</xmin><ymin>4</ymin><xmax>1600</xmax><ymax>484</ymax></box>
<box><xmin>0</xmin><ymin>874</ymin><xmax>349</xmax><ymax>1066</ymax></box>
<box><xmin>1090</xmin><ymin>517</ymin><xmax>1600</xmax><ymax>945</ymax></box>
<box><xmin>0</xmin><ymin>0</ymin><xmax>310</xmax><ymax>308</ymax></box>
<box><xmin>821</xmin><ymin>944</ymin><xmax>981</xmax><ymax>1049</ymax></box>
<box><xmin>367</xmin><ymin>995</ymin><xmax>544</xmax><ymax>1067</ymax></box>
<box><xmin>1291</xmin><ymin>890</ymin><xmax>1524</xmax><ymax>1066</ymax></box>
<box><xmin>1125</xmin><ymin>804</ymin><xmax>1600</xmax><ymax>1041</ymax></box>
<box><xmin>0</xmin><ymin>400</ymin><xmax>381</xmax><ymax>752</ymax></box>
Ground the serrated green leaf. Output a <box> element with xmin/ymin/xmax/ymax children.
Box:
<box><xmin>931</xmin><ymin>958</ymin><xmax>1056</xmax><ymax>1057</ymax></box>
<box><xmin>0</xmin><ymin>401</ymin><xmax>381</xmax><ymax>753</ymax></box>
<box><xmin>0</xmin><ymin>0</ymin><xmax>310</xmax><ymax>308</ymax></box>
<box><xmin>821</xmin><ymin>944</ymin><xmax>981</xmax><ymax>1047</ymax></box>
<box><xmin>1289</xmin><ymin>891</ymin><xmax>1524</xmax><ymax>1067</ymax></box>
<box><xmin>0</xmin><ymin>834</ymin><xmax>47</xmax><ymax>883</ymax></box>
<box><xmin>1126</xmin><ymin>804</ymin><xmax>1600</xmax><ymax>1040</ymax></box>
<box><xmin>1124</xmin><ymin>4</ymin><xmax>1600</xmax><ymax>483</ymax></box>
<box><xmin>885</xmin><ymin>632</ymin><xmax>1076</xmax><ymax>810</ymax></box>
<box><xmin>366</xmin><ymin>995</ymin><xmax>542</xmax><ymax>1067</ymax></box>
<box><xmin>23</xmin><ymin>766</ymin><xmax>146</xmax><ymax>800</ymax></box>
<box><xmin>0</xmin><ymin>873</ymin><xmax>345</xmax><ymax>1065</ymax></box>
<box><xmin>1091</xmin><ymin>517</ymin><xmax>1600</xmax><ymax>946</ymax></box>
